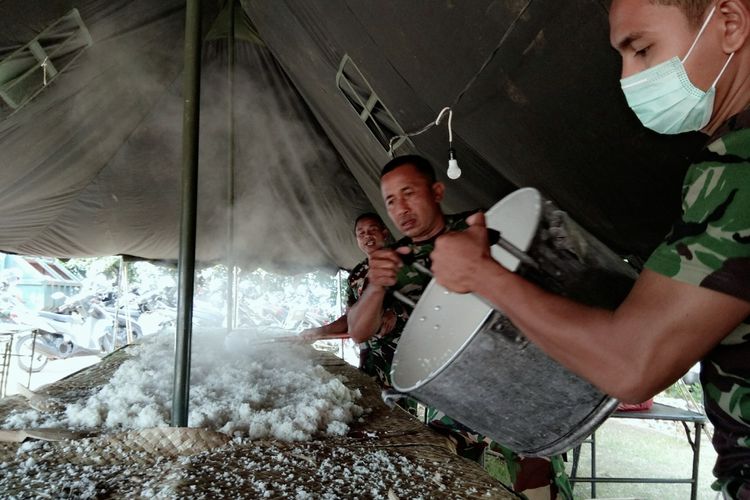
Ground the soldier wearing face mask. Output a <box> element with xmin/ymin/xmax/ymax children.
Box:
<box><xmin>431</xmin><ymin>1</ymin><xmax>750</xmax><ymax>497</ymax></box>
<box><xmin>620</xmin><ymin>3</ymin><xmax>735</xmax><ymax>134</ymax></box>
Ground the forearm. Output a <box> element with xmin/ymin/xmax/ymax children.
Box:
<box><xmin>431</xmin><ymin>212</ymin><xmax>750</xmax><ymax>403</ymax></box>
<box><xmin>347</xmin><ymin>286</ymin><xmax>386</xmax><ymax>343</ymax></box>
<box><xmin>320</xmin><ymin>314</ymin><xmax>348</xmax><ymax>335</ymax></box>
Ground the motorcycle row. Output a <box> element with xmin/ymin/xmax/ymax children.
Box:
<box><xmin>0</xmin><ymin>282</ymin><xmax>331</xmax><ymax>373</ymax></box>
<box><xmin>0</xmin><ymin>285</ymin><xmax>175</xmax><ymax>372</ymax></box>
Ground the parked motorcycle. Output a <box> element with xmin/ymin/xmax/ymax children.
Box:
<box><xmin>13</xmin><ymin>291</ymin><xmax>143</xmax><ymax>372</ymax></box>
<box><xmin>281</xmin><ymin>303</ymin><xmax>326</xmax><ymax>331</ymax></box>
<box><xmin>133</xmin><ymin>287</ymin><xmax>225</xmax><ymax>334</ymax></box>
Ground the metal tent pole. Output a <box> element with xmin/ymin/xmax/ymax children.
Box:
<box><xmin>172</xmin><ymin>0</ymin><xmax>202</xmax><ymax>428</ymax></box>
<box><xmin>120</xmin><ymin>257</ymin><xmax>133</xmax><ymax>344</ymax></box>
<box><xmin>226</xmin><ymin>0</ymin><xmax>237</xmax><ymax>331</ymax></box>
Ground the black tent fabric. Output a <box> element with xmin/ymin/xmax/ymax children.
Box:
<box><xmin>242</xmin><ymin>0</ymin><xmax>706</xmax><ymax>257</ymax></box>
<box><xmin>0</xmin><ymin>0</ymin><xmax>707</xmax><ymax>270</ymax></box>
<box><xmin>0</xmin><ymin>0</ymin><xmax>371</xmax><ymax>271</ymax></box>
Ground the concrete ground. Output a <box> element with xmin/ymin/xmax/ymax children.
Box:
<box><xmin>1</xmin><ymin>342</ymin><xmax>100</xmax><ymax>396</ymax></box>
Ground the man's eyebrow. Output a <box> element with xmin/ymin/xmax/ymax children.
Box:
<box><xmin>615</xmin><ymin>31</ymin><xmax>644</xmax><ymax>51</ymax></box>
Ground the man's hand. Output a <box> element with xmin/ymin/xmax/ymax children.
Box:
<box><xmin>376</xmin><ymin>309</ymin><xmax>397</xmax><ymax>337</ymax></box>
<box><xmin>432</xmin><ymin>212</ymin><xmax>502</xmax><ymax>293</ymax></box>
<box><xmin>300</xmin><ymin>326</ymin><xmax>324</xmax><ymax>342</ymax></box>
<box><xmin>366</xmin><ymin>247</ymin><xmax>410</xmax><ymax>288</ymax></box>
<box><xmin>348</xmin><ymin>248</ymin><xmax>410</xmax><ymax>343</ymax></box>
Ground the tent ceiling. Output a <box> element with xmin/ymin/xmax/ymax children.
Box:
<box><xmin>0</xmin><ymin>0</ymin><xmax>706</xmax><ymax>271</ymax></box>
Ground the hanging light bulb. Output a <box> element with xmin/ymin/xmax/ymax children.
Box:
<box><xmin>447</xmin><ymin>147</ymin><xmax>462</xmax><ymax>179</ymax></box>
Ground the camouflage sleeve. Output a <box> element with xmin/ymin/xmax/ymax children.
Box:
<box><xmin>345</xmin><ymin>281</ymin><xmax>356</xmax><ymax>308</ymax></box>
<box><xmin>345</xmin><ymin>260</ymin><xmax>368</xmax><ymax>307</ymax></box>
<box><xmin>346</xmin><ymin>286</ymin><xmax>357</xmax><ymax>307</ymax></box>
<box><xmin>645</xmin><ymin>162</ymin><xmax>750</xmax><ymax>302</ymax></box>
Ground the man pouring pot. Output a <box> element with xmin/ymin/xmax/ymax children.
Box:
<box><xmin>431</xmin><ymin>1</ymin><xmax>750</xmax><ymax>497</ymax></box>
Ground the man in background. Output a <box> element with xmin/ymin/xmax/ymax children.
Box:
<box><xmin>348</xmin><ymin>155</ymin><xmax>474</xmax><ymax>388</ymax></box>
<box><xmin>301</xmin><ymin>213</ymin><xmax>395</xmax><ymax>369</ymax></box>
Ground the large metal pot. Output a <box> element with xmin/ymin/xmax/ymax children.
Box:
<box><xmin>391</xmin><ymin>188</ymin><xmax>638</xmax><ymax>456</ymax></box>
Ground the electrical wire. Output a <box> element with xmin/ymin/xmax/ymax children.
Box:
<box><xmin>387</xmin><ymin>106</ymin><xmax>453</xmax><ymax>156</ymax></box>
<box><xmin>387</xmin><ymin>0</ymin><xmax>535</xmax><ymax>158</ymax></box>
<box><xmin>451</xmin><ymin>0</ymin><xmax>534</xmax><ymax>109</ymax></box>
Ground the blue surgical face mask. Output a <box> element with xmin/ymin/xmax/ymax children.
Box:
<box><xmin>620</xmin><ymin>5</ymin><xmax>734</xmax><ymax>135</ymax></box>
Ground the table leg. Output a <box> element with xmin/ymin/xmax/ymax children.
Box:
<box><xmin>690</xmin><ymin>422</ymin><xmax>702</xmax><ymax>500</ymax></box>
<box><xmin>0</xmin><ymin>336</ymin><xmax>11</xmax><ymax>398</ymax></box>
<box><xmin>591</xmin><ymin>431</ymin><xmax>597</xmax><ymax>498</ymax></box>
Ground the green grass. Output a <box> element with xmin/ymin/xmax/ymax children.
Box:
<box><xmin>663</xmin><ymin>381</ymin><xmax>704</xmax><ymax>406</ymax></box>
<box><xmin>567</xmin><ymin>418</ymin><xmax>717</xmax><ymax>499</ymax></box>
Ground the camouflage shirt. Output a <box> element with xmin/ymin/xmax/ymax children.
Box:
<box><xmin>645</xmin><ymin>111</ymin><xmax>750</xmax><ymax>485</ymax></box>
<box><xmin>360</xmin><ymin>212</ymin><xmax>475</xmax><ymax>388</ymax></box>
<box><xmin>345</xmin><ymin>258</ymin><xmax>369</xmax><ymax>308</ymax></box>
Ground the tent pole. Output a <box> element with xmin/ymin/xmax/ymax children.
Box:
<box><xmin>226</xmin><ymin>0</ymin><xmax>237</xmax><ymax>331</ymax></box>
<box><xmin>172</xmin><ymin>0</ymin><xmax>202</xmax><ymax>428</ymax></box>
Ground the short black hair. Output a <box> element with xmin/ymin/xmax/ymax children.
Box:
<box><xmin>354</xmin><ymin>212</ymin><xmax>385</xmax><ymax>233</ymax></box>
<box><xmin>380</xmin><ymin>154</ymin><xmax>436</xmax><ymax>183</ymax></box>
<box><xmin>650</xmin><ymin>0</ymin><xmax>712</xmax><ymax>28</ymax></box>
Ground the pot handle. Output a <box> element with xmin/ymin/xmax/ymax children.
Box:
<box><xmin>396</xmin><ymin>229</ymin><xmax>537</xmax><ymax>287</ymax></box>
<box><xmin>389</xmin><ymin>229</ymin><xmax>537</xmax><ymax>312</ymax></box>
<box><xmin>381</xmin><ymin>388</ymin><xmax>411</xmax><ymax>409</ymax></box>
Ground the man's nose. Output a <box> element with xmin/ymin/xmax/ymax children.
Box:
<box><xmin>394</xmin><ymin>199</ymin><xmax>409</xmax><ymax>214</ymax></box>
<box><xmin>620</xmin><ymin>57</ymin><xmax>638</xmax><ymax>80</ymax></box>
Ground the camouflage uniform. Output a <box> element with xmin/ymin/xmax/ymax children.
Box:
<box><xmin>645</xmin><ymin>111</ymin><xmax>750</xmax><ymax>497</ymax></box>
<box><xmin>345</xmin><ymin>259</ymin><xmax>369</xmax><ymax>308</ymax></box>
<box><xmin>361</xmin><ymin>212</ymin><xmax>475</xmax><ymax>388</ymax></box>
<box><xmin>345</xmin><ymin>258</ymin><xmax>371</xmax><ymax>370</ymax></box>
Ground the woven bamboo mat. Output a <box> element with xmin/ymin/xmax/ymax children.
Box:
<box><xmin>0</xmin><ymin>347</ymin><xmax>132</xmax><ymax>434</ymax></box>
<box><xmin>0</xmin><ymin>346</ymin><xmax>517</xmax><ymax>498</ymax></box>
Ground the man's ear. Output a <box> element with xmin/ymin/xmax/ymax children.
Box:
<box><xmin>719</xmin><ymin>0</ymin><xmax>750</xmax><ymax>53</ymax></box>
<box><xmin>432</xmin><ymin>181</ymin><xmax>445</xmax><ymax>203</ymax></box>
